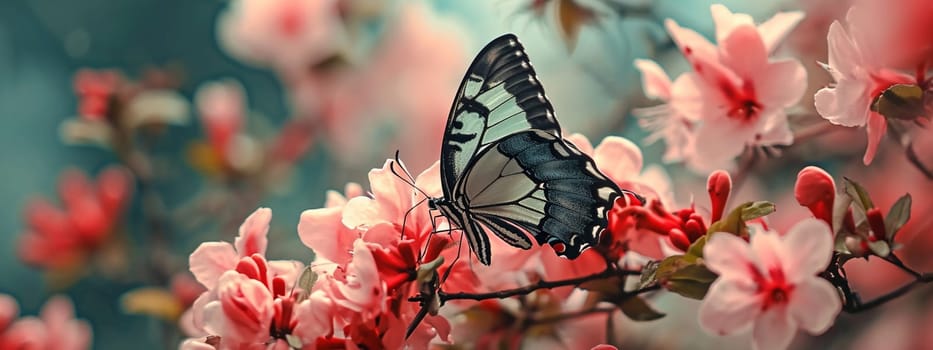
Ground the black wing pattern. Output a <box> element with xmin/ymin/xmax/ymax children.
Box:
<box><xmin>457</xmin><ymin>130</ymin><xmax>622</xmax><ymax>260</ymax></box>
<box><xmin>439</xmin><ymin>34</ymin><xmax>560</xmax><ymax>196</ymax></box>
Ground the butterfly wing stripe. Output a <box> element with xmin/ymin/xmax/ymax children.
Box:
<box><xmin>473</xmin><ymin>215</ymin><xmax>533</xmax><ymax>249</ymax></box>
<box><xmin>462</xmin><ymin>216</ymin><xmax>492</xmax><ymax>265</ymax></box>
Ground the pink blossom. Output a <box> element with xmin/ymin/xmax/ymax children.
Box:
<box><xmin>185</xmin><ymin>208</ymin><xmax>308</xmax><ymax>346</ymax></box>
<box><xmin>813</xmin><ymin>7</ymin><xmax>916</xmax><ymax>164</ymax></box>
<box><xmin>289</xmin><ymin>3</ymin><xmax>466</xmax><ymax>172</ymax></box>
<box><xmin>217</xmin><ymin>0</ymin><xmax>345</xmax><ymax>73</ymax></box>
<box><xmin>195</xmin><ymin>79</ymin><xmax>246</xmax><ymax>167</ymax></box>
<box><xmin>19</xmin><ymin>166</ymin><xmax>132</xmax><ymax>271</ymax></box>
<box><xmin>699</xmin><ymin>218</ymin><xmax>841</xmax><ymax>350</ymax></box>
<box><xmin>632</xmin><ymin>59</ymin><xmax>694</xmax><ymax>163</ymax></box>
<box><xmin>653</xmin><ymin>5</ymin><xmax>806</xmax><ymax>171</ymax></box>
<box><xmin>73</xmin><ymin>69</ymin><xmax>121</xmax><ymax>121</ymax></box>
<box><xmin>189</xmin><ymin>208</ymin><xmax>273</xmax><ymax>288</ymax></box>
<box><xmin>298</xmin><ymin>159</ymin><xmax>455</xmax><ymax>348</ymax></box>
<box><xmin>0</xmin><ymin>295</ymin><xmax>92</xmax><ymax>350</ymax></box>
<box><xmin>794</xmin><ymin>166</ymin><xmax>836</xmax><ymax>227</ymax></box>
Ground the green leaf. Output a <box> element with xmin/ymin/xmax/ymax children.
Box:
<box><xmin>884</xmin><ymin>194</ymin><xmax>911</xmax><ymax>241</ymax></box>
<box><xmin>871</xmin><ymin>84</ymin><xmax>926</xmax><ymax>120</ymax></box>
<box><xmin>843</xmin><ymin>177</ymin><xmax>875</xmax><ymax>211</ymax></box>
<box><xmin>617</xmin><ymin>296</ymin><xmax>665</xmax><ymax>321</ymax></box>
<box><xmin>579</xmin><ymin>275</ymin><xmax>625</xmax><ymax>296</ymax></box>
<box><xmin>707</xmin><ymin>202</ymin><xmax>754</xmax><ymax>238</ymax></box>
<box><xmin>740</xmin><ymin>201</ymin><xmax>776</xmax><ymax>221</ymax></box>
<box><xmin>867</xmin><ymin>240</ymin><xmax>891</xmax><ymax>257</ymax></box>
<box><xmin>665</xmin><ymin>264</ymin><xmax>718</xmax><ymax>300</ymax></box>
<box><xmin>832</xmin><ymin>192</ymin><xmax>853</xmax><ymax>236</ymax></box>
<box><xmin>416</xmin><ymin>256</ymin><xmax>445</xmax><ymax>282</ymax></box>
<box><xmin>294</xmin><ymin>265</ymin><xmax>317</xmax><ymax>302</ymax></box>
<box><xmin>638</xmin><ymin>260</ymin><xmax>661</xmax><ymax>290</ymax></box>
<box><xmin>685</xmin><ymin>235</ymin><xmax>707</xmax><ymax>260</ymax></box>
<box><xmin>285</xmin><ymin>334</ymin><xmax>303</xmax><ymax>349</ymax></box>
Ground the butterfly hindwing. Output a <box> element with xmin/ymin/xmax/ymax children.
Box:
<box><xmin>439</xmin><ymin>34</ymin><xmax>560</xmax><ymax>196</ymax></box>
<box><xmin>458</xmin><ymin>130</ymin><xmax>621</xmax><ymax>259</ymax></box>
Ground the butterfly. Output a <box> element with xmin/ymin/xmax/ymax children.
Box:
<box><xmin>428</xmin><ymin>33</ymin><xmax>641</xmax><ymax>266</ymax></box>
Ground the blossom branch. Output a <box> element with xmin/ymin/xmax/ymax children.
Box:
<box><xmin>418</xmin><ymin>267</ymin><xmax>642</xmax><ymax>303</ymax></box>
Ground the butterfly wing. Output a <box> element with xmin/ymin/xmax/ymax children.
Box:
<box><xmin>439</xmin><ymin>33</ymin><xmax>560</xmax><ymax>197</ymax></box>
<box><xmin>458</xmin><ymin>130</ymin><xmax>622</xmax><ymax>260</ymax></box>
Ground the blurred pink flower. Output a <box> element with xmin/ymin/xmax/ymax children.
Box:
<box><xmin>0</xmin><ymin>295</ymin><xmax>92</xmax><ymax>350</ymax></box>
<box><xmin>195</xmin><ymin>79</ymin><xmax>246</xmax><ymax>165</ymax></box>
<box><xmin>73</xmin><ymin>69</ymin><xmax>121</xmax><ymax>121</ymax></box>
<box><xmin>217</xmin><ymin>0</ymin><xmax>345</xmax><ymax>73</ymax></box>
<box><xmin>290</xmin><ymin>3</ymin><xmax>466</xmax><ymax>172</ymax></box>
<box><xmin>19</xmin><ymin>166</ymin><xmax>132</xmax><ymax>271</ymax></box>
<box><xmin>813</xmin><ymin>9</ymin><xmax>916</xmax><ymax>165</ymax></box>
<box><xmin>655</xmin><ymin>4</ymin><xmax>806</xmax><ymax>171</ymax></box>
<box><xmin>699</xmin><ymin>218</ymin><xmax>840</xmax><ymax>350</ymax></box>
<box><xmin>633</xmin><ymin>59</ymin><xmax>695</xmax><ymax>163</ymax></box>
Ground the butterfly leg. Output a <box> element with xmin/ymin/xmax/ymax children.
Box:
<box><xmin>400</xmin><ymin>196</ymin><xmax>429</xmax><ymax>240</ymax></box>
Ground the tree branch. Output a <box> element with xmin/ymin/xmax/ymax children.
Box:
<box><xmin>433</xmin><ymin>268</ymin><xmax>641</xmax><ymax>302</ymax></box>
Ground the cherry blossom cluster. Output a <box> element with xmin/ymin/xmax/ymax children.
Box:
<box><xmin>10</xmin><ymin>0</ymin><xmax>933</xmax><ymax>349</ymax></box>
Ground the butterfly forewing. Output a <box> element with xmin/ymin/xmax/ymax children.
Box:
<box><xmin>440</xmin><ymin>34</ymin><xmax>560</xmax><ymax>196</ymax></box>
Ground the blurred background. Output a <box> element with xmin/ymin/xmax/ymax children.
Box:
<box><xmin>1</xmin><ymin>0</ymin><xmax>931</xmax><ymax>349</ymax></box>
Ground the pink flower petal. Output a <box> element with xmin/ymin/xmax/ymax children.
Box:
<box><xmin>752</xmin><ymin>307</ymin><xmax>796</xmax><ymax>350</ymax></box>
<box><xmin>334</xmin><ymin>240</ymin><xmax>384</xmax><ymax>312</ymax></box>
<box><xmin>863</xmin><ymin>112</ymin><xmax>887</xmax><ymax>165</ymax></box>
<box><xmin>825</xmin><ymin>21</ymin><xmax>861</xmax><ymax>76</ymax></box>
<box><xmin>207</xmin><ymin>271</ymin><xmax>275</xmax><ymax>344</ymax></box>
<box><xmin>342</xmin><ymin>196</ymin><xmax>384</xmax><ymax>229</ymax></box>
<box><xmin>565</xmin><ymin>133</ymin><xmax>595</xmax><ymax>155</ymax></box>
<box><xmin>292</xmin><ymin>291</ymin><xmax>335</xmax><ymax>344</ymax></box>
<box><xmin>297</xmin><ymin>207</ymin><xmax>357</xmax><ymax>267</ymax></box>
<box><xmin>189</xmin><ymin>242</ymin><xmax>238</xmax><ymax>288</ymax></box>
<box><xmin>719</xmin><ymin>25</ymin><xmax>769</xmax><ymax>80</ymax></box>
<box><xmin>814</xmin><ymin>81</ymin><xmax>871</xmax><ymax>127</ymax></box>
<box><xmin>40</xmin><ymin>296</ymin><xmax>91</xmax><ymax>350</ymax></box>
<box><xmin>781</xmin><ymin>219</ymin><xmax>833</xmax><ymax>279</ymax></box>
<box><xmin>757</xmin><ymin>11</ymin><xmax>805</xmax><ymax>53</ymax></box>
<box><xmin>755</xmin><ymin>112</ymin><xmax>794</xmax><ymax>146</ymax></box>
<box><xmin>593</xmin><ymin>136</ymin><xmax>643</xmax><ymax>184</ymax></box>
<box><xmin>634</xmin><ymin>59</ymin><xmax>672</xmax><ymax>100</ymax></box>
<box><xmin>179</xmin><ymin>338</ymin><xmax>216</xmax><ymax>350</ymax></box>
<box><xmin>234</xmin><ymin>207</ymin><xmax>271</xmax><ymax>257</ymax></box>
<box><xmin>757</xmin><ymin>60</ymin><xmax>807</xmax><ymax>109</ymax></box>
<box><xmin>698</xmin><ymin>277</ymin><xmax>761</xmax><ymax>335</ymax></box>
<box><xmin>664</xmin><ymin>19</ymin><xmax>719</xmax><ymax>71</ymax></box>
<box><xmin>0</xmin><ymin>294</ymin><xmax>18</xmax><ymax>330</ymax></box>
<box><xmin>788</xmin><ymin>277</ymin><xmax>841</xmax><ymax>334</ymax></box>
<box><xmin>702</xmin><ymin>232</ymin><xmax>760</xmax><ymax>277</ymax></box>
<box><xmin>710</xmin><ymin>4</ymin><xmax>755</xmax><ymax>44</ymax></box>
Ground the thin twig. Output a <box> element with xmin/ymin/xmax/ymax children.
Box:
<box><xmin>412</xmin><ymin>268</ymin><xmax>641</xmax><ymax>303</ymax></box>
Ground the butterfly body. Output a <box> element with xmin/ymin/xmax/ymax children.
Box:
<box><xmin>433</xmin><ymin>34</ymin><xmax>636</xmax><ymax>265</ymax></box>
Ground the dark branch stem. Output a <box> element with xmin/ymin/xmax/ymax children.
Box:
<box><xmin>426</xmin><ymin>268</ymin><xmax>641</xmax><ymax>303</ymax></box>
<box><xmin>845</xmin><ymin>273</ymin><xmax>933</xmax><ymax>313</ymax></box>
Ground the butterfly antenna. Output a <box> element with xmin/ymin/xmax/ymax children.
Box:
<box><xmin>390</xmin><ymin>151</ymin><xmax>431</xmax><ymax>199</ymax></box>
